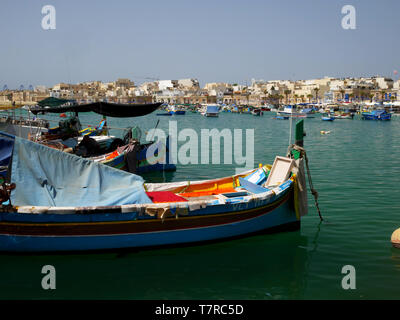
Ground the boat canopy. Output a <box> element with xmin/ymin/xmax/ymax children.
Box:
<box><xmin>371</xmin><ymin>109</ymin><xmax>387</xmax><ymax>115</ymax></box>
<box><xmin>2</xmin><ymin>133</ymin><xmax>152</xmax><ymax>207</ymax></box>
<box><xmin>37</xmin><ymin>97</ymin><xmax>73</xmax><ymax>108</ymax></box>
<box><xmin>31</xmin><ymin>101</ymin><xmax>162</xmax><ymax>118</ymax></box>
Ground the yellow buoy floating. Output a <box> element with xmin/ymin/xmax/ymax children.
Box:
<box><xmin>391</xmin><ymin>228</ymin><xmax>400</xmax><ymax>248</ymax></box>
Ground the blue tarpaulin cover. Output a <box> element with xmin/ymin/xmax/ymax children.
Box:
<box><xmin>0</xmin><ymin>134</ymin><xmax>14</xmax><ymax>167</ymax></box>
<box><xmin>9</xmin><ymin>136</ymin><xmax>152</xmax><ymax>207</ymax></box>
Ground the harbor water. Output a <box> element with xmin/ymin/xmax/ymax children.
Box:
<box><xmin>1</xmin><ymin>111</ymin><xmax>400</xmax><ymax>299</ymax></box>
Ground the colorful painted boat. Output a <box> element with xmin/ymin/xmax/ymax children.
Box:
<box><xmin>251</xmin><ymin>109</ymin><xmax>263</xmax><ymax>116</ymax></box>
<box><xmin>0</xmin><ymin>121</ymin><xmax>310</xmax><ymax>252</ymax></box>
<box><xmin>321</xmin><ymin>113</ymin><xmax>335</xmax><ymax>121</ymax></box>
<box><xmin>167</xmin><ymin>105</ymin><xmax>186</xmax><ymax>115</ymax></box>
<box><xmin>90</xmin><ymin>137</ymin><xmax>176</xmax><ymax>174</ymax></box>
<box><xmin>333</xmin><ymin>112</ymin><xmax>354</xmax><ymax>119</ymax></box>
<box><xmin>260</xmin><ymin>105</ymin><xmax>271</xmax><ymax>112</ymax></box>
<box><xmin>30</xmin><ymin>100</ymin><xmax>177</xmax><ymax>174</ymax></box>
<box><xmin>361</xmin><ymin>110</ymin><xmax>391</xmax><ymax>120</ymax></box>
<box><xmin>273</xmin><ymin>116</ymin><xmax>289</xmax><ymax>120</ymax></box>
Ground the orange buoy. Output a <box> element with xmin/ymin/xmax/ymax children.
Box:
<box><xmin>60</xmin><ymin>113</ymin><xmax>67</xmax><ymax>118</ymax></box>
<box><xmin>391</xmin><ymin>228</ymin><xmax>400</xmax><ymax>248</ymax></box>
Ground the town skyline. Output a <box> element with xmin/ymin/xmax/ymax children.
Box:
<box><xmin>1</xmin><ymin>74</ymin><xmax>398</xmax><ymax>107</ymax></box>
<box><xmin>2</xmin><ymin>72</ymin><xmax>400</xmax><ymax>91</ymax></box>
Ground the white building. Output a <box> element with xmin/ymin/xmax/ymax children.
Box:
<box><xmin>158</xmin><ymin>80</ymin><xmax>178</xmax><ymax>91</ymax></box>
<box><xmin>177</xmin><ymin>78</ymin><xmax>199</xmax><ymax>88</ymax></box>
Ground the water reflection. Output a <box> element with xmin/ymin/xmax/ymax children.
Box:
<box><xmin>142</xmin><ymin>170</ymin><xmax>176</xmax><ymax>183</ymax></box>
<box><xmin>0</xmin><ymin>231</ymin><xmax>310</xmax><ymax>299</ymax></box>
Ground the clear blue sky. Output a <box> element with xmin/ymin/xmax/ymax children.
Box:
<box><xmin>0</xmin><ymin>0</ymin><xmax>399</xmax><ymax>88</ymax></box>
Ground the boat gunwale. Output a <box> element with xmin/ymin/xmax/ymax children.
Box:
<box><xmin>9</xmin><ymin>179</ymin><xmax>293</xmax><ymax>216</ymax></box>
<box><xmin>0</xmin><ymin>189</ymin><xmax>293</xmax><ymax>236</ymax></box>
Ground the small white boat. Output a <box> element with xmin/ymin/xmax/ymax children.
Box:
<box><xmin>277</xmin><ymin>105</ymin><xmax>313</xmax><ymax>118</ymax></box>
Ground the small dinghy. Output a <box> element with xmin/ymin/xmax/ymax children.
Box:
<box><xmin>273</xmin><ymin>116</ymin><xmax>289</xmax><ymax>120</ymax></box>
<box><xmin>321</xmin><ymin>113</ymin><xmax>335</xmax><ymax>121</ymax></box>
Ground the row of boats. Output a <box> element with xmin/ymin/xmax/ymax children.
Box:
<box><xmin>157</xmin><ymin>104</ymin><xmax>221</xmax><ymax>117</ymax></box>
<box><xmin>157</xmin><ymin>103</ymin><xmax>393</xmax><ymax>121</ymax></box>
<box><xmin>0</xmin><ymin>98</ymin><xmax>313</xmax><ymax>252</ymax></box>
<box><xmin>0</xmin><ymin>100</ymin><xmax>177</xmax><ymax>176</ymax></box>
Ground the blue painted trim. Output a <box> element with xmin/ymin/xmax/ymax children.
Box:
<box><xmin>0</xmin><ymin>200</ymin><xmax>297</xmax><ymax>252</ymax></box>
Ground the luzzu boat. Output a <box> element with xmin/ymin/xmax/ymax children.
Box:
<box><xmin>251</xmin><ymin>108</ymin><xmax>263</xmax><ymax>116</ymax></box>
<box><xmin>321</xmin><ymin>115</ymin><xmax>335</xmax><ymax>121</ymax></box>
<box><xmin>90</xmin><ymin>136</ymin><xmax>176</xmax><ymax>174</ymax></box>
<box><xmin>167</xmin><ymin>105</ymin><xmax>186</xmax><ymax>115</ymax></box>
<box><xmin>0</xmin><ymin>121</ymin><xmax>310</xmax><ymax>252</ymax></box>
<box><xmin>30</xmin><ymin>100</ymin><xmax>177</xmax><ymax>174</ymax></box>
<box><xmin>333</xmin><ymin>112</ymin><xmax>354</xmax><ymax>119</ymax></box>
<box><xmin>273</xmin><ymin>116</ymin><xmax>289</xmax><ymax>120</ymax></box>
<box><xmin>361</xmin><ymin>109</ymin><xmax>391</xmax><ymax>120</ymax></box>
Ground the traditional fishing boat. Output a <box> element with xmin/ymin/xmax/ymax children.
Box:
<box><xmin>156</xmin><ymin>113</ymin><xmax>172</xmax><ymax>116</ymax></box>
<box><xmin>273</xmin><ymin>116</ymin><xmax>289</xmax><ymax>120</ymax></box>
<box><xmin>333</xmin><ymin>112</ymin><xmax>354</xmax><ymax>119</ymax></box>
<box><xmin>167</xmin><ymin>105</ymin><xmax>186</xmax><ymax>115</ymax></box>
<box><xmin>260</xmin><ymin>105</ymin><xmax>272</xmax><ymax>112</ymax></box>
<box><xmin>251</xmin><ymin>108</ymin><xmax>263</xmax><ymax>116</ymax></box>
<box><xmin>29</xmin><ymin>100</ymin><xmax>176</xmax><ymax>174</ymax></box>
<box><xmin>0</xmin><ymin>99</ymin><xmax>162</xmax><ymax>140</ymax></box>
<box><xmin>361</xmin><ymin>109</ymin><xmax>391</xmax><ymax>121</ymax></box>
<box><xmin>321</xmin><ymin>113</ymin><xmax>335</xmax><ymax>121</ymax></box>
<box><xmin>88</xmin><ymin>135</ymin><xmax>176</xmax><ymax>174</ymax></box>
<box><xmin>0</xmin><ymin>120</ymin><xmax>311</xmax><ymax>252</ymax></box>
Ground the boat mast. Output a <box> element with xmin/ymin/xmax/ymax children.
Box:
<box><xmin>288</xmin><ymin>105</ymin><xmax>293</xmax><ymax>146</ymax></box>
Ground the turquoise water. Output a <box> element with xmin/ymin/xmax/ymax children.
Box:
<box><xmin>1</xmin><ymin>111</ymin><xmax>400</xmax><ymax>299</ymax></box>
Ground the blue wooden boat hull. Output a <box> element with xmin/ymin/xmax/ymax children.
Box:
<box><xmin>0</xmin><ymin>186</ymin><xmax>297</xmax><ymax>252</ymax></box>
<box><xmin>361</xmin><ymin>112</ymin><xmax>391</xmax><ymax>120</ymax></box>
<box><xmin>168</xmin><ymin>111</ymin><xmax>186</xmax><ymax>115</ymax></box>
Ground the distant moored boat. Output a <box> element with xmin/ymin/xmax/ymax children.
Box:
<box><xmin>201</xmin><ymin>104</ymin><xmax>219</xmax><ymax>117</ymax></box>
<box><xmin>361</xmin><ymin>109</ymin><xmax>391</xmax><ymax>120</ymax></box>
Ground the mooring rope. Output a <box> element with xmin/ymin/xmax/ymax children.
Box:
<box><xmin>289</xmin><ymin>144</ymin><xmax>324</xmax><ymax>221</ymax></box>
<box><xmin>304</xmin><ymin>152</ymin><xmax>323</xmax><ymax>221</ymax></box>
